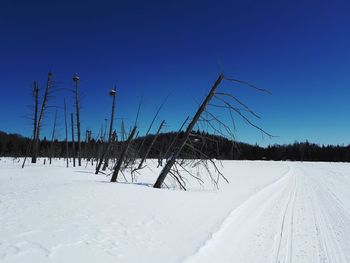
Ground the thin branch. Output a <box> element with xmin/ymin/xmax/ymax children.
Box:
<box><xmin>224</xmin><ymin>77</ymin><xmax>272</xmax><ymax>94</ymax></box>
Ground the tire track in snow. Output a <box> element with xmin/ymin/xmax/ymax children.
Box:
<box><xmin>302</xmin><ymin>166</ymin><xmax>349</xmax><ymax>262</ymax></box>
<box><xmin>273</xmin><ymin>167</ymin><xmax>297</xmax><ymax>263</ymax></box>
<box><xmin>184</xmin><ymin>163</ymin><xmax>350</xmax><ymax>263</ymax></box>
<box><xmin>183</xmin><ymin>164</ymin><xmax>294</xmax><ymax>263</ymax></box>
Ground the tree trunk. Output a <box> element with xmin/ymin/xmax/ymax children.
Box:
<box><xmin>73</xmin><ymin>74</ymin><xmax>82</xmax><ymax>166</ymax></box>
<box><xmin>31</xmin><ymin>81</ymin><xmax>39</xmax><ymax>163</ymax></box>
<box><xmin>102</xmin><ymin>89</ymin><xmax>117</xmax><ymax>170</ymax></box>
<box><xmin>111</xmin><ymin>126</ymin><xmax>137</xmax><ymax>182</ymax></box>
<box><xmin>153</xmin><ymin>74</ymin><xmax>224</xmax><ymax>188</ymax></box>
<box><xmin>64</xmin><ymin>98</ymin><xmax>69</xmax><ymax>167</ymax></box>
<box><xmin>32</xmin><ymin>72</ymin><xmax>52</xmax><ymax>163</ymax></box>
<box><xmin>95</xmin><ymin>132</ymin><xmax>115</xmax><ymax>174</ymax></box>
<box><xmin>49</xmin><ymin>109</ymin><xmax>58</xmax><ymax>164</ymax></box>
<box><xmin>71</xmin><ymin>112</ymin><xmax>76</xmax><ymax>167</ymax></box>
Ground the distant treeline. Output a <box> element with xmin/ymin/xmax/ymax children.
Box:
<box><xmin>1</xmin><ymin>130</ymin><xmax>349</xmax><ymax>162</ymax></box>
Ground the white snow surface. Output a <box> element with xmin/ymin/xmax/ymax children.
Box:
<box><xmin>1</xmin><ymin>158</ymin><xmax>350</xmax><ymax>262</ymax></box>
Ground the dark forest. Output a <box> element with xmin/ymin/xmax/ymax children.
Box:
<box><xmin>1</xmin><ymin>130</ymin><xmax>349</xmax><ymax>162</ymax></box>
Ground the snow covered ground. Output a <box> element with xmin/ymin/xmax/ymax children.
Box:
<box><xmin>1</xmin><ymin>158</ymin><xmax>350</xmax><ymax>262</ymax></box>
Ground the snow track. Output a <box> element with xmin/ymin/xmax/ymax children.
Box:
<box><xmin>185</xmin><ymin>163</ymin><xmax>350</xmax><ymax>263</ymax></box>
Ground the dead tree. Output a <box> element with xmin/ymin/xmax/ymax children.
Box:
<box><xmin>23</xmin><ymin>81</ymin><xmax>39</xmax><ymax>168</ymax></box>
<box><xmin>32</xmin><ymin>72</ymin><xmax>53</xmax><ymax>163</ymax></box>
<box><xmin>135</xmin><ymin>94</ymin><xmax>170</xmax><ymax>160</ymax></box>
<box><xmin>137</xmin><ymin>120</ymin><xmax>165</xmax><ymax>170</ymax></box>
<box><xmin>154</xmin><ymin>73</ymin><xmax>273</xmax><ymax>189</ymax></box>
<box><xmin>32</xmin><ymin>81</ymin><xmax>39</xmax><ymax>154</ymax></box>
<box><xmin>157</xmin><ymin>137</ymin><xmax>165</xmax><ymax>167</ymax></box>
<box><xmin>155</xmin><ymin>116</ymin><xmax>189</xmax><ymax>168</ymax></box>
<box><xmin>71</xmin><ymin>112</ymin><xmax>76</xmax><ymax>167</ymax></box>
<box><xmin>85</xmin><ymin>129</ymin><xmax>92</xmax><ymax>161</ymax></box>
<box><xmin>64</xmin><ymin>98</ymin><xmax>69</xmax><ymax>167</ymax></box>
<box><xmin>111</xmin><ymin>126</ymin><xmax>137</xmax><ymax>182</ymax></box>
<box><xmin>22</xmin><ymin>136</ymin><xmax>33</xmax><ymax>168</ymax></box>
<box><xmin>95</xmin><ymin>131</ymin><xmax>116</xmax><ymax>174</ymax></box>
<box><xmin>49</xmin><ymin>109</ymin><xmax>58</xmax><ymax>164</ymax></box>
<box><xmin>73</xmin><ymin>73</ymin><xmax>82</xmax><ymax>166</ymax></box>
<box><xmin>102</xmin><ymin>88</ymin><xmax>117</xmax><ymax>171</ymax></box>
<box><xmin>154</xmin><ymin>74</ymin><xmax>224</xmax><ymax>188</ymax></box>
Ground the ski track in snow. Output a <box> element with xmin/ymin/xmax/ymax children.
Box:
<box><xmin>184</xmin><ymin>163</ymin><xmax>350</xmax><ymax>263</ymax></box>
<box><xmin>1</xmin><ymin>159</ymin><xmax>350</xmax><ymax>262</ymax></box>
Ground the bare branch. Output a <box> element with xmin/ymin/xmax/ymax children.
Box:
<box><xmin>224</xmin><ymin>77</ymin><xmax>272</xmax><ymax>94</ymax></box>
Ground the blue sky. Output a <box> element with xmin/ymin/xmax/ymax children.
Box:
<box><xmin>0</xmin><ymin>0</ymin><xmax>349</xmax><ymax>146</ymax></box>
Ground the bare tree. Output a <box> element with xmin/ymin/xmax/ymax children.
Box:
<box><xmin>32</xmin><ymin>81</ymin><xmax>39</xmax><ymax>152</ymax></box>
<box><xmin>49</xmin><ymin>109</ymin><xmax>58</xmax><ymax>164</ymax></box>
<box><xmin>136</xmin><ymin>120</ymin><xmax>165</xmax><ymax>170</ymax></box>
<box><xmin>111</xmin><ymin>126</ymin><xmax>137</xmax><ymax>182</ymax></box>
<box><xmin>71</xmin><ymin>112</ymin><xmax>76</xmax><ymax>167</ymax></box>
<box><xmin>32</xmin><ymin>72</ymin><xmax>53</xmax><ymax>163</ymax></box>
<box><xmin>64</xmin><ymin>98</ymin><xmax>69</xmax><ymax>167</ymax></box>
<box><xmin>73</xmin><ymin>73</ymin><xmax>82</xmax><ymax>166</ymax></box>
<box><xmin>21</xmin><ymin>136</ymin><xmax>33</xmax><ymax>168</ymax></box>
<box><xmin>153</xmin><ymin>74</ymin><xmax>224</xmax><ymax>188</ymax></box>
<box><xmin>95</xmin><ymin>131</ymin><xmax>116</xmax><ymax>174</ymax></box>
<box><xmin>135</xmin><ymin>94</ymin><xmax>170</xmax><ymax>160</ymax></box>
<box><xmin>154</xmin><ymin>73</ymin><xmax>272</xmax><ymax>189</ymax></box>
<box><xmin>22</xmin><ymin>81</ymin><xmax>39</xmax><ymax>168</ymax></box>
<box><xmin>102</xmin><ymin>88</ymin><xmax>117</xmax><ymax>171</ymax></box>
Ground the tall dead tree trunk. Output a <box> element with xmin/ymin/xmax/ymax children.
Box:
<box><xmin>32</xmin><ymin>72</ymin><xmax>53</xmax><ymax>163</ymax></box>
<box><xmin>73</xmin><ymin>74</ymin><xmax>82</xmax><ymax>166</ymax></box>
<box><xmin>102</xmin><ymin>88</ymin><xmax>117</xmax><ymax>171</ymax></box>
<box><xmin>49</xmin><ymin>109</ymin><xmax>58</xmax><ymax>164</ymax></box>
<box><xmin>111</xmin><ymin>126</ymin><xmax>137</xmax><ymax>182</ymax></box>
<box><xmin>64</xmin><ymin>98</ymin><xmax>69</xmax><ymax>168</ymax></box>
<box><xmin>137</xmin><ymin>120</ymin><xmax>165</xmax><ymax>170</ymax></box>
<box><xmin>153</xmin><ymin>74</ymin><xmax>224</xmax><ymax>188</ymax></box>
<box><xmin>32</xmin><ymin>81</ymin><xmax>39</xmax><ymax>156</ymax></box>
<box><xmin>71</xmin><ymin>112</ymin><xmax>76</xmax><ymax>167</ymax></box>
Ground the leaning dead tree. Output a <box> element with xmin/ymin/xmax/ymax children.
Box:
<box><xmin>32</xmin><ymin>72</ymin><xmax>53</xmax><ymax>163</ymax></box>
<box><xmin>111</xmin><ymin>126</ymin><xmax>137</xmax><ymax>182</ymax></box>
<box><xmin>154</xmin><ymin>74</ymin><xmax>225</xmax><ymax>188</ymax></box>
<box><xmin>153</xmin><ymin>73</ymin><xmax>272</xmax><ymax>189</ymax></box>
<box><xmin>136</xmin><ymin>120</ymin><xmax>165</xmax><ymax>171</ymax></box>
<box><xmin>73</xmin><ymin>73</ymin><xmax>82</xmax><ymax>166</ymax></box>
<box><xmin>21</xmin><ymin>135</ymin><xmax>33</xmax><ymax>168</ymax></box>
<box><xmin>95</xmin><ymin>131</ymin><xmax>116</xmax><ymax>174</ymax></box>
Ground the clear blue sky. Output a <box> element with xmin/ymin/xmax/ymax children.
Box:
<box><xmin>0</xmin><ymin>0</ymin><xmax>349</xmax><ymax>146</ymax></box>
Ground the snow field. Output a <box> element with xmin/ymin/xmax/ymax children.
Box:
<box><xmin>1</xmin><ymin>158</ymin><xmax>350</xmax><ymax>262</ymax></box>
